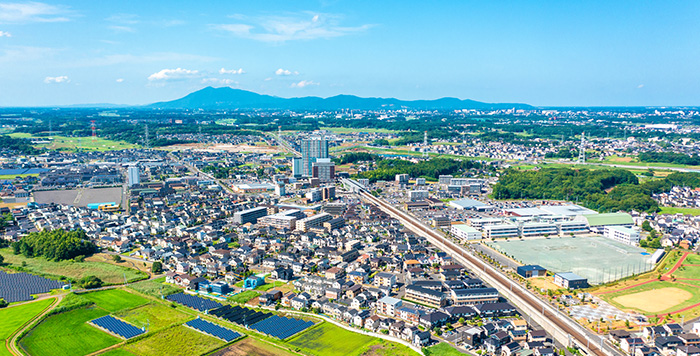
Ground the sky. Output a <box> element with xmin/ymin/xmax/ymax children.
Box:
<box><xmin>0</xmin><ymin>1</ymin><xmax>699</xmax><ymax>107</ymax></box>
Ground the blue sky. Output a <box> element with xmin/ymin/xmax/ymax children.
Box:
<box><xmin>0</xmin><ymin>1</ymin><xmax>698</xmax><ymax>107</ymax></box>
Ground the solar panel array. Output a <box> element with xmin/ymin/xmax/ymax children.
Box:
<box><xmin>185</xmin><ymin>318</ymin><xmax>241</xmax><ymax>342</ymax></box>
<box><xmin>249</xmin><ymin>315</ymin><xmax>314</xmax><ymax>339</ymax></box>
<box><xmin>209</xmin><ymin>305</ymin><xmax>272</xmax><ymax>327</ymax></box>
<box><xmin>166</xmin><ymin>293</ymin><xmax>223</xmax><ymax>312</ymax></box>
<box><xmin>91</xmin><ymin>315</ymin><xmax>145</xmax><ymax>339</ymax></box>
<box><xmin>0</xmin><ymin>271</ymin><xmax>65</xmax><ymax>303</ymax></box>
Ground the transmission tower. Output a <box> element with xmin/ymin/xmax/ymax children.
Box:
<box><xmin>91</xmin><ymin>120</ymin><xmax>96</xmax><ymax>142</ymax></box>
<box><xmin>578</xmin><ymin>132</ymin><xmax>586</xmax><ymax>163</ymax></box>
<box><xmin>144</xmin><ymin>124</ymin><xmax>150</xmax><ymax>149</ymax></box>
<box><xmin>423</xmin><ymin>131</ymin><xmax>428</xmax><ymax>158</ymax></box>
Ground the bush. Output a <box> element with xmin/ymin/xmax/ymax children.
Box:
<box><xmin>112</xmin><ymin>255</ymin><xmax>123</xmax><ymax>263</ymax></box>
<box><xmin>0</xmin><ymin>298</ymin><xmax>7</xmax><ymax>308</ymax></box>
<box><xmin>79</xmin><ymin>275</ymin><xmax>103</xmax><ymax>289</ymax></box>
<box><xmin>151</xmin><ymin>261</ymin><xmax>163</xmax><ymax>274</ymax></box>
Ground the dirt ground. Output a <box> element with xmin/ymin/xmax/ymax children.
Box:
<box><xmin>211</xmin><ymin>338</ymin><xmax>297</xmax><ymax>356</ymax></box>
<box><xmin>86</xmin><ymin>253</ymin><xmax>152</xmax><ymax>275</ymax></box>
<box><xmin>613</xmin><ymin>287</ymin><xmax>692</xmax><ymax>313</ymax></box>
<box><xmin>529</xmin><ymin>277</ymin><xmax>562</xmax><ymax>291</ymax></box>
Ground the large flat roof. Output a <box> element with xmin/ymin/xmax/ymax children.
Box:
<box><xmin>582</xmin><ymin>213</ymin><xmax>633</xmax><ymax>226</ymax></box>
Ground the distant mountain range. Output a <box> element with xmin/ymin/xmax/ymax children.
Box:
<box><xmin>147</xmin><ymin>87</ymin><xmax>534</xmax><ymax>110</ymax></box>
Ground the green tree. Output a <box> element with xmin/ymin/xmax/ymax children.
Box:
<box><xmin>0</xmin><ymin>253</ymin><xmax>3</xmax><ymax>265</ymax></box>
<box><xmin>0</xmin><ymin>298</ymin><xmax>7</xmax><ymax>308</ymax></box>
<box><xmin>112</xmin><ymin>254</ymin><xmax>123</xmax><ymax>263</ymax></box>
<box><xmin>152</xmin><ymin>261</ymin><xmax>163</xmax><ymax>274</ymax></box>
<box><xmin>641</xmin><ymin>220</ymin><xmax>652</xmax><ymax>232</ymax></box>
<box><xmin>79</xmin><ymin>275</ymin><xmax>103</xmax><ymax>289</ymax></box>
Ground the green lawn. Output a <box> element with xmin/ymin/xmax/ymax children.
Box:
<box><xmin>675</xmin><ymin>265</ymin><xmax>700</xmax><ymax>280</ymax></box>
<box><xmin>423</xmin><ymin>342</ymin><xmax>466</xmax><ymax>356</ymax></box>
<box><xmin>599</xmin><ymin>281</ymin><xmax>700</xmax><ymax>316</ymax></box>
<box><xmin>228</xmin><ymin>290</ymin><xmax>260</xmax><ymax>304</ymax></box>
<box><xmin>115</xmin><ymin>303</ymin><xmax>193</xmax><ymax>331</ymax></box>
<box><xmin>685</xmin><ymin>254</ymin><xmax>700</xmax><ymax>265</ymax></box>
<box><xmin>79</xmin><ymin>289</ymin><xmax>149</xmax><ymax>313</ymax></box>
<box><xmin>0</xmin><ymin>248</ymin><xmax>147</xmax><ymax>285</ymax></box>
<box><xmin>127</xmin><ymin>277</ymin><xmax>181</xmax><ymax>298</ymax></box>
<box><xmin>123</xmin><ymin>325</ymin><xmax>224</xmax><ymax>356</ymax></box>
<box><xmin>288</xmin><ymin>322</ymin><xmax>417</xmax><ymax>356</ymax></box>
<box><xmin>659</xmin><ymin>207</ymin><xmax>700</xmax><ymax>216</ymax></box>
<box><xmin>0</xmin><ymin>173</ymin><xmax>39</xmax><ymax>180</ymax></box>
<box><xmin>20</xmin><ymin>306</ymin><xmax>120</xmax><ymax>356</ymax></box>
<box><xmin>0</xmin><ymin>298</ymin><xmax>55</xmax><ymax>356</ymax></box>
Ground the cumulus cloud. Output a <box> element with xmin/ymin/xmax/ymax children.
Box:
<box><xmin>0</xmin><ymin>31</ymin><xmax>10</xmax><ymax>37</ymax></box>
<box><xmin>147</xmin><ymin>68</ymin><xmax>199</xmax><ymax>81</ymax></box>
<box><xmin>275</xmin><ymin>68</ymin><xmax>298</xmax><ymax>76</ymax></box>
<box><xmin>202</xmin><ymin>78</ymin><xmax>237</xmax><ymax>86</ymax></box>
<box><xmin>116</xmin><ymin>78</ymin><xmax>124</xmax><ymax>83</ymax></box>
<box><xmin>290</xmin><ymin>80</ymin><xmax>318</xmax><ymax>88</ymax></box>
<box><xmin>219</xmin><ymin>67</ymin><xmax>244</xmax><ymax>74</ymax></box>
<box><xmin>44</xmin><ymin>75</ymin><xmax>69</xmax><ymax>84</ymax></box>
<box><xmin>213</xmin><ymin>12</ymin><xmax>373</xmax><ymax>42</ymax></box>
<box><xmin>0</xmin><ymin>2</ymin><xmax>72</xmax><ymax>23</ymax></box>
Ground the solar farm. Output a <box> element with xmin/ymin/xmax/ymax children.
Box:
<box><xmin>185</xmin><ymin>317</ymin><xmax>242</xmax><ymax>342</ymax></box>
<box><xmin>166</xmin><ymin>292</ymin><xmax>223</xmax><ymax>312</ymax></box>
<box><xmin>90</xmin><ymin>315</ymin><xmax>145</xmax><ymax>339</ymax></box>
<box><xmin>0</xmin><ymin>271</ymin><xmax>65</xmax><ymax>302</ymax></box>
<box><xmin>209</xmin><ymin>305</ymin><xmax>314</xmax><ymax>339</ymax></box>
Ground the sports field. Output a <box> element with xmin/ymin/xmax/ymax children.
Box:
<box><xmin>33</xmin><ymin>187</ymin><xmax>124</xmax><ymax>208</ymax></box>
<box><xmin>0</xmin><ymin>298</ymin><xmax>55</xmax><ymax>356</ymax></box>
<box><xmin>122</xmin><ymin>325</ymin><xmax>225</xmax><ymax>356</ymax></box>
<box><xmin>490</xmin><ymin>235</ymin><xmax>653</xmax><ymax>284</ymax></box>
<box><xmin>600</xmin><ymin>281</ymin><xmax>700</xmax><ymax>316</ymax></box>
<box><xmin>79</xmin><ymin>289</ymin><xmax>149</xmax><ymax>312</ymax></box>
<box><xmin>288</xmin><ymin>323</ymin><xmax>417</xmax><ymax>356</ymax></box>
<box><xmin>20</xmin><ymin>306</ymin><xmax>120</xmax><ymax>356</ymax></box>
<box><xmin>0</xmin><ymin>248</ymin><xmax>147</xmax><ymax>284</ymax></box>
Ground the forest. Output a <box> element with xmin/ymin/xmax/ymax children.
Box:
<box><xmin>0</xmin><ymin>135</ymin><xmax>41</xmax><ymax>155</ymax></box>
<box><xmin>355</xmin><ymin>157</ymin><xmax>485</xmax><ymax>182</ymax></box>
<box><xmin>11</xmin><ymin>229</ymin><xmax>96</xmax><ymax>261</ymax></box>
<box><xmin>638</xmin><ymin>151</ymin><xmax>700</xmax><ymax>166</ymax></box>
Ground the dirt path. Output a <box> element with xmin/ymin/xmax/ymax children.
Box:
<box><xmin>7</xmin><ymin>295</ymin><xmax>62</xmax><ymax>356</ymax></box>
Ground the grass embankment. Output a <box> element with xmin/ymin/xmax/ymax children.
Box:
<box><xmin>0</xmin><ymin>248</ymin><xmax>147</xmax><ymax>285</ymax></box>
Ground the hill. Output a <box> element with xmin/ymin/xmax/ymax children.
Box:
<box><xmin>148</xmin><ymin>87</ymin><xmax>533</xmax><ymax>110</ymax></box>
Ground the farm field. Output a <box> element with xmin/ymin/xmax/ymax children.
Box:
<box><xmin>288</xmin><ymin>322</ymin><xmax>417</xmax><ymax>356</ymax></box>
<box><xmin>228</xmin><ymin>290</ymin><xmax>259</xmax><ymax>304</ymax></box>
<box><xmin>423</xmin><ymin>342</ymin><xmax>466</xmax><ymax>356</ymax></box>
<box><xmin>20</xmin><ymin>306</ymin><xmax>120</xmax><ymax>356</ymax></box>
<box><xmin>79</xmin><ymin>289</ymin><xmax>149</xmax><ymax>312</ymax></box>
<box><xmin>122</xmin><ymin>325</ymin><xmax>225</xmax><ymax>356</ymax></box>
<box><xmin>0</xmin><ymin>248</ymin><xmax>147</xmax><ymax>284</ymax></box>
<box><xmin>211</xmin><ymin>337</ymin><xmax>297</xmax><ymax>356</ymax></box>
<box><xmin>659</xmin><ymin>207</ymin><xmax>700</xmax><ymax>216</ymax></box>
<box><xmin>127</xmin><ymin>277</ymin><xmax>181</xmax><ymax>297</ymax></box>
<box><xmin>0</xmin><ymin>298</ymin><xmax>55</xmax><ymax>356</ymax></box>
<box><xmin>115</xmin><ymin>303</ymin><xmax>193</xmax><ymax>331</ymax></box>
<box><xmin>99</xmin><ymin>349</ymin><xmax>138</xmax><ymax>356</ymax></box>
<box><xmin>9</xmin><ymin>133</ymin><xmax>138</xmax><ymax>152</ymax></box>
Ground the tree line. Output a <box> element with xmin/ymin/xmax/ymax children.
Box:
<box><xmin>638</xmin><ymin>151</ymin><xmax>700</xmax><ymax>166</ymax></box>
<box><xmin>355</xmin><ymin>157</ymin><xmax>485</xmax><ymax>182</ymax></box>
<box><xmin>11</xmin><ymin>229</ymin><xmax>96</xmax><ymax>261</ymax></box>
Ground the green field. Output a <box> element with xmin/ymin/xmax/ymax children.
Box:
<box><xmin>20</xmin><ymin>306</ymin><xmax>120</xmax><ymax>356</ymax></box>
<box><xmin>319</xmin><ymin>127</ymin><xmax>399</xmax><ymax>134</ymax></box>
<box><xmin>99</xmin><ymin>349</ymin><xmax>138</xmax><ymax>356</ymax></box>
<box><xmin>659</xmin><ymin>207</ymin><xmax>700</xmax><ymax>216</ymax></box>
<box><xmin>0</xmin><ymin>249</ymin><xmax>147</xmax><ymax>284</ymax></box>
<box><xmin>423</xmin><ymin>342</ymin><xmax>465</xmax><ymax>356</ymax></box>
<box><xmin>127</xmin><ymin>277</ymin><xmax>181</xmax><ymax>297</ymax></box>
<box><xmin>79</xmin><ymin>289</ymin><xmax>149</xmax><ymax>313</ymax></box>
<box><xmin>685</xmin><ymin>254</ymin><xmax>700</xmax><ymax>265</ymax></box>
<box><xmin>0</xmin><ymin>173</ymin><xmax>39</xmax><ymax>180</ymax></box>
<box><xmin>115</xmin><ymin>303</ymin><xmax>192</xmax><ymax>331</ymax></box>
<box><xmin>9</xmin><ymin>133</ymin><xmax>138</xmax><ymax>152</ymax></box>
<box><xmin>288</xmin><ymin>323</ymin><xmax>417</xmax><ymax>356</ymax></box>
<box><xmin>123</xmin><ymin>325</ymin><xmax>225</xmax><ymax>356</ymax></box>
<box><xmin>0</xmin><ymin>298</ymin><xmax>55</xmax><ymax>356</ymax></box>
<box><xmin>675</xmin><ymin>261</ymin><xmax>700</xmax><ymax>279</ymax></box>
<box><xmin>599</xmin><ymin>281</ymin><xmax>700</xmax><ymax>316</ymax></box>
<box><xmin>212</xmin><ymin>337</ymin><xmax>297</xmax><ymax>356</ymax></box>
<box><xmin>228</xmin><ymin>290</ymin><xmax>259</xmax><ymax>304</ymax></box>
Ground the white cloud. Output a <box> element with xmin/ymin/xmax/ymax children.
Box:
<box><xmin>213</xmin><ymin>12</ymin><xmax>373</xmax><ymax>42</ymax></box>
<box><xmin>147</xmin><ymin>68</ymin><xmax>199</xmax><ymax>81</ymax></box>
<box><xmin>44</xmin><ymin>75</ymin><xmax>69</xmax><ymax>84</ymax></box>
<box><xmin>0</xmin><ymin>2</ymin><xmax>72</xmax><ymax>23</ymax></box>
<box><xmin>637</xmin><ymin>84</ymin><xmax>644</xmax><ymax>89</ymax></box>
<box><xmin>0</xmin><ymin>31</ymin><xmax>10</xmax><ymax>37</ymax></box>
<box><xmin>116</xmin><ymin>78</ymin><xmax>124</xmax><ymax>83</ymax></box>
<box><xmin>219</xmin><ymin>67</ymin><xmax>244</xmax><ymax>75</ymax></box>
<box><xmin>290</xmin><ymin>80</ymin><xmax>318</xmax><ymax>88</ymax></box>
<box><xmin>202</xmin><ymin>78</ymin><xmax>237</xmax><ymax>86</ymax></box>
<box><xmin>108</xmin><ymin>25</ymin><xmax>135</xmax><ymax>33</ymax></box>
<box><xmin>275</xmin><ymin>68</ymin><xmax>298</xmax><ymax>76</ymax></box>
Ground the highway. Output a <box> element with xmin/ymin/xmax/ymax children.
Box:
<box><xmin>343</xmin><ymin>178</ymin><xmax>619</xmax><ymax>356</ymax></box>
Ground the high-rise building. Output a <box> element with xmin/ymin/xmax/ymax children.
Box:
<box><xmin>127</xmin><ymin>165</ymin><xmax>140</xmax><ymax>187</ymax></box>
<box><xmin>312</xmin><ymin>158</ymin><xmax>335</xmax><ymax>183</ymax></box>
<box><xmin>300</xmin><ymin>138</ymin><xmax>329</xmax><ymax>177</ymax></box>
<box><xmin>292</xmin><ymin>157</ymin><xmax>303</xmax><ymax>178</ymax></box>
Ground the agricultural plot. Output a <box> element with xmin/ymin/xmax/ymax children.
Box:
<box><xmin>20</xmin><ymin>306</ymin><xmax>120</xmax><ymax>356</ymax></box>
<box><xmin>127</xmin><ymin>277</ymin><xmax>181</xmax><ymax>297</ymax></box>
<box><xmin>288</xmin><ymin>322</ymin><xmax>417</xmax><ymax>356</ymax></box>
<box><xmin>79</xmin><ymin>289</ymin><xmax>149</xmax><ymax>312</ymax></box>
<box><xmin>211</xmin><ymin>337</ymin><xmax>298</xmax><ymax>356</ymax></box>
<box><xmin>115</xmin><ymin>303</ymin><xmax>192</xmax><ymax>331</ymax></box>
<box><xmin>0</xmin><ymin>298</ymin><xmax>55</xmax><ymax>356</ymax></box>
<box><xmin>0</xmin><ymin>248</ymin><xmax>147</xmax><ymax>284</ymax></box>
<box><xmin>122</xmin><ymin>325</ymin><xmax>225</xmax><ymax>356</ymax></box>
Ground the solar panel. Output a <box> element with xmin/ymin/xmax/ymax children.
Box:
<box><xmin>249</xmin><ymin>314</ymin><xmax>314</xmax><ymax>339</ymax></box>
<box><xmin>185</xmin><ymin>317</ymin><xmax>241</xmax><ymax>342</ymax></box>
<box><xmin>166</xmin><ymin>293</ymin><xmax>223</xmax><ymax>312</ymax></box>
<box><xmin>90</xmin><ymin>315</ymin><xmax>145</xmax><ymax>339</ymax></box>
<box><xmin>0</xmin><ymin>271</ymin><xmax>66</xmax><ymax>303</ymax></box>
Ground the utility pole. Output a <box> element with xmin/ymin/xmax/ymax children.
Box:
<box><xmin>144</xmin><ymin>124</ymin><xmax>150</xmax><ymax>149</ymax></box>
<box><xmin>91</xmin><ymin>120</ymin><xmax>97</xmax><ymax>142</ymax></box>
<box><xmin>578</xmin><ymin>132</ymin><xmax>586</xmax><ymax>164</ymax></box>
<box><xmin>423</xmin><ymin>131</ymin><xmax>428</xmax><ymax>158</ymax></box>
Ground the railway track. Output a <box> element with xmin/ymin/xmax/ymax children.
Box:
<box><xmin>350</xmin><ymin>182</ymin><xmax>614</xmax><ymax>356</ymax></box>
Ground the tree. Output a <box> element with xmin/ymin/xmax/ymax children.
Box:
<box><xmin>458</xmin><ymin>317</ymin><xmax>466</xmax><ymax>324</ymax></box>
<box><xmin>112</xmin><ymin>254</ymin><xmax>123</xmax><ymax>263</ymax></box>
<box><xmin>79</xmin><ymin>275</ymin><xmax>103</xmax><ymax>289</ymax></box>
<box><xmin>20</xmin><ymin>242</ymin><xmax>33</xmax><ymax>258</ymax></box>
<box><xmin>0</xmin><ymin>298</ymin><xmax>7</xmax><ymax>308</ymax></box>
<box><xmin>0</xmin><ymin>253</ymin><xmax>3</xmax><ymax>265</ymax></box>
<box><xmin>11</xmin><ymin>241</ymin><xmax>21</xmax><ymax>255</ymax></box>
<box><xmin>152</xmin><ymin>261</ymin><xmax>163</xmax><ymax>274</ymax></box>
<box><xmin>641</xmin><ymin>221</ymin><xmax>652</xmax><ymax>232</ymax></box>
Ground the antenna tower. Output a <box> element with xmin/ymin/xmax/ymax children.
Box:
<box><xmin>91</xmin><ymin>120</ymin><xmax>96</xmax><ymax>142</ymax></box>
<box><xmin>578</xmin><ymin>132</ymin><xmax>586</xmax><ymax>163</ymax></box>
<box><xmin>423</xmin><ymin>131</ymin><xmax>428</xmax><ymax>158</ymax></box>
<box><xmin>144</xmin><ymin>124</ymin><xmax>150</xmax><ymax>149</ymax></box>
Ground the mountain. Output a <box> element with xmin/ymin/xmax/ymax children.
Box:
<box><xmin>148</xmin><ymin>87</ymin><xmax>533</xmax><ymax>110</ymax></box>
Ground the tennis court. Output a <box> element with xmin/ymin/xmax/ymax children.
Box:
<box><xmin>489</xmin><ymin>235</ymin><xmax>653</xmax><ymax>285</ymax></box>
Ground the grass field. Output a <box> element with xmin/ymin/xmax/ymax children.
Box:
<box><xmin>0</xmin><ymin>248</ymin><xmax>147</xmax><ymax>284</ymax></box>
<box><xmin>0</xmin><ymin>298</ymin><xmax>55</xmax><ymax>356</ymax></box>
<box><xmin>685</xmin><ymin>254</ymin><xmax>700</xmax><ymax>265</ymax></box>
<box><xmin>20</xmin><ymin>306</ymin><xmax>120</xmax><ymax>356</ymax></box>
<box><xmin>675</xmin><ymin>265</ymin><xmax>700</xmax><ymax>279</ymax></box>
<box><xmin>228</xmin><ymin>290</ymin><xmax>259</xmax><ymax>304</ymax></box>
<box><xmin>0</xmin><ymin>173</ymin><xmax>38</xmax><ymax>180</ymax></box>
<box><xmin>99</xmin><ymin>349</ymin><xmax>137</xmax><ymax>356</ymax></box>
<box><xmin>423</xmin><ymin>342</ymin><xmax>465</xmax><ymax>356</ymax></box>
<box><xmin>127</xmin><ymin>277</ymin><xmax>181</xmax><ymax>298</ymax></box>
<box><xmin>659</xmin><ymin>207</ymin><xmax>700</xmax><ymax>216</ymax></box>
<box><xmin>319</xmin><ymin>127</ymin><xmax>400</xmax><ymax>134</ymax></box>
<box><xmin>288</xmin><ymin>322</ymin><xmax>417</xmax><ymax>356</ymax></box>
<box><xmin>79</xmin><ymin>289</ymin><xmax>149</xmax><ymax>313</ymax></box>
<box><xmin>123</xmin><ymin>325</ymin><xmax>224</xmax><ymax>356</ymax></box>
<box><xmin>599</xmin><ymin>281</ymin><xmax>700</xmax><ymax>316</ymax></box>
<box><xmin>115</xmin><ymin>303</ymin><xmax>192</xmax><ymax>331</ymax></box>
<box><xmin>9</xmin><ymin>133</ymin><xmax>138</xmax><ymax>152</ymax></box>
<box><xmin>211</xmin><ymin>337</ymin><xmax>297</xmax><ymax>356</ymax></box>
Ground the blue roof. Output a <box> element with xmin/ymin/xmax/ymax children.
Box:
<box><xmin>518</xmin><ymin>265</ymin><xmax>546</xmax><ymax>271</ymax></box>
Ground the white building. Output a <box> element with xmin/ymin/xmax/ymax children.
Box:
<box><xmin>519</xmin><ymin>222</ymin><xmax>558</xmax><ymax>237</ymax></box>
<box><xmin>604</xmin><ymin>226</ymin><xmax>640</xmax><ymax>245</ymax></box>
<box><xmin>484</xmin><ymin>224</ymin><xmax>519</xmax><ymax>239</ymax></box>
<box><xmin>127</xmin><ymin>165</ymin><xmax>139</xmax><ymax>187</ymax></box>
<box><xmin>408</xmin><ymin>190</ymin><xmax>429</xmax><ymax>202</ymax></box>
<box><xmin>451</xmin><ymin>224</ymin><xmax>482</xmax><ymax>241</ymax></box>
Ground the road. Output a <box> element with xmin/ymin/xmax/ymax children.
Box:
<box><xmin>7</xmin><ymin>295</ymin><xmax>61</xmax><ymax>356</ymax></box>
<box><xmin>344</xmin><ymin>178</ymin><xmax>620</xmax><ymax>356</ymax></box>
<box><xmin>167</xmin><ymin>152</ymin><xmax>236</xmax><ymax>195</ymax></box>
<box><xmin>266</xmin><ymin>132</ymin><xmax>300</xmax><ymax>156</ymax></box>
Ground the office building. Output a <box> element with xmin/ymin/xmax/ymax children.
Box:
<box><xmin>292</xmin><ymin>157</ymin><xmax>303</xmax><ymax>178</ymax></box>
<box><xmin>301</xmin><ymin>138</ymin><xmax>329</xmax><ymax>177</ymax></box>
<box><xmin>127</xmin><ymin>165</ymin><xmax>140</xmax><ymax>187</ymax></box>
<box><xmin>233</xmin><ymin>207</ymin><xmax>268</xmax><ymax>225</ymax></box>
<box><xmin>322</xmin><ymin>186</ymin><xmax>336</xmax><ymax>201</ymax></box>
<box><xmin>408</xmin><ymin>190</ymin><xmax>429</xmax><ymax>202</ymax></box>
<box><xmin>312</xmin><ymin>158</ymin><xmax>335</xmax><ymax>183</ymax></box>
